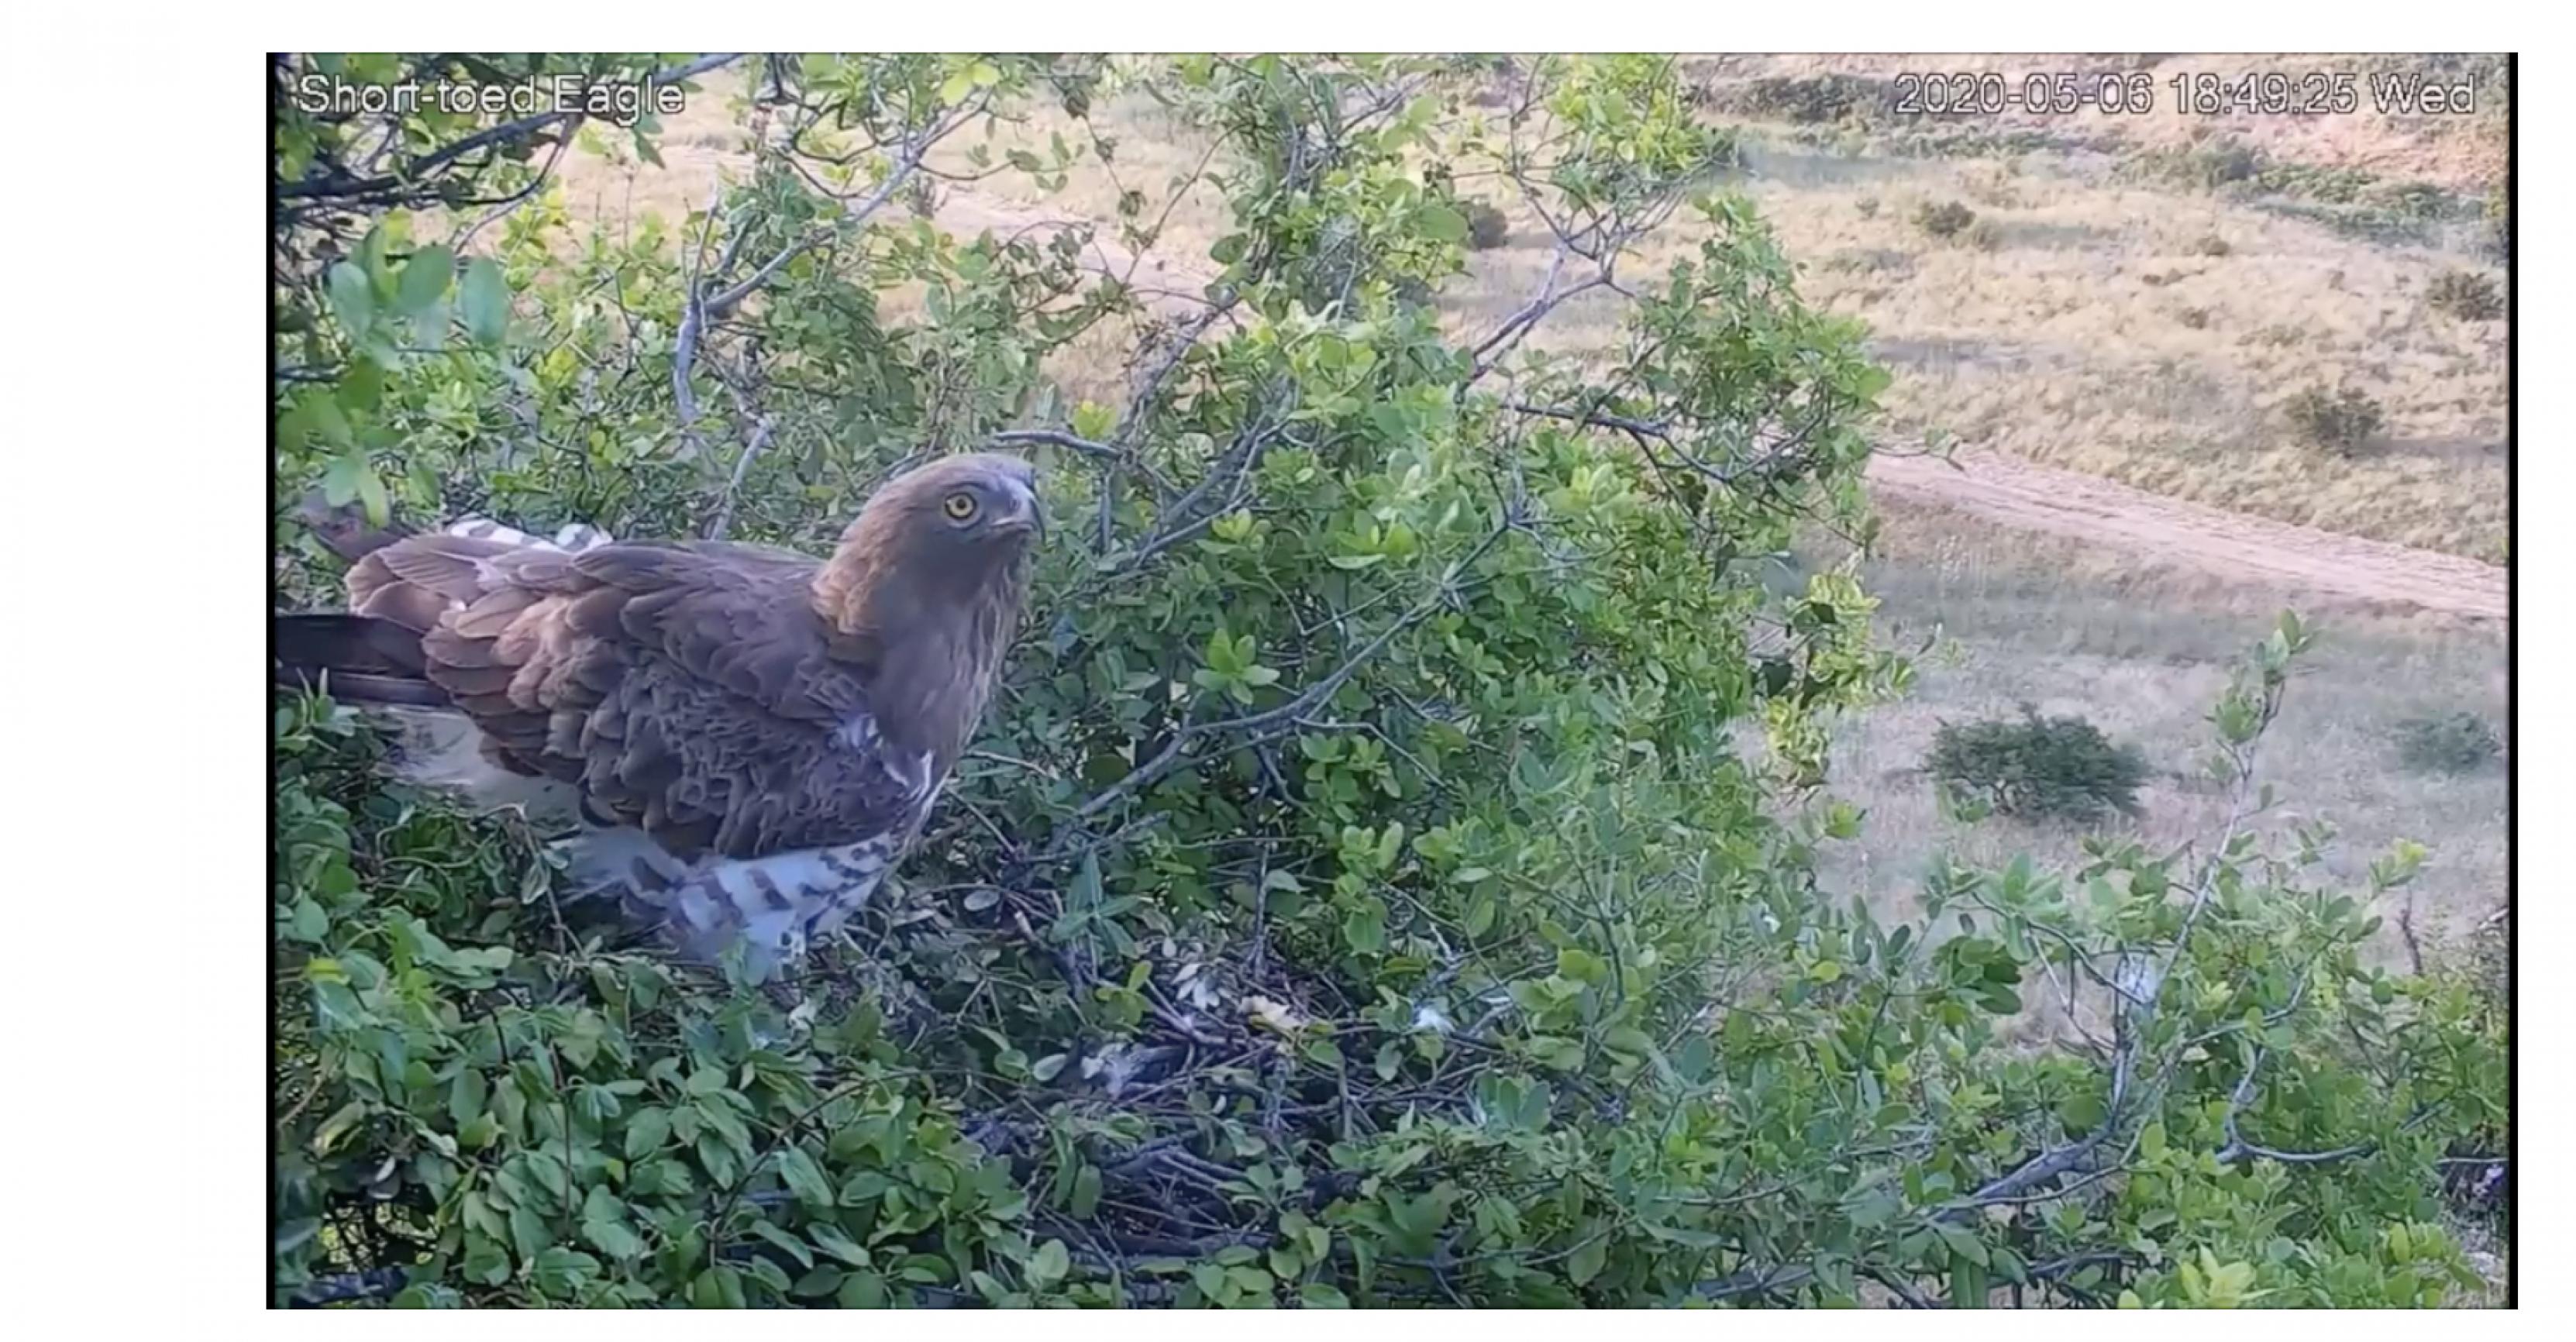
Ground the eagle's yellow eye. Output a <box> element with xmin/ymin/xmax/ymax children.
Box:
<box><xmin>942</xmin><ymin>491</ymin><xmax>979</xmax><ymax>521</ymax></box>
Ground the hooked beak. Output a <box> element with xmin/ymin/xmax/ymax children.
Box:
<box><xmin>1007</xmin><ymin>477</ymin><xmax>1047</xmax><ymax>542</ymax></box>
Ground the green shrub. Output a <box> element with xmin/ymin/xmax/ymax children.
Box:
<box><xmin>2426</xmin><ymin>269</ymin><xmax>2503</xmax><ymax>322</ymax></box>
<box><xmin>1913</xmin><ymin>198</ymin><xmax>1975</xmax><ymax>240</ymax></box>
<box><xmin>1463</xmin><ymin>199</ymin><xmax>1510</xmax><ymax>250</ymax></box>
<box><xmin>270</xmin><ymin>54</ymin><xmax>2506</xmax><ymax>1310</ymax></box>
<box><xmin>1926</xmin><ymin>704</ymin><xmax>2149</xmax><ymax>821</ymax></box>
<box><xmin>2395</xmin><ymin>711</ymin><xmax>2502</xmax><ymax>774</ymax></box>
<box><xmin>2284</xmin><ymin>384</ymin><xmax>2387</xmax><ymax>456</ymax></box>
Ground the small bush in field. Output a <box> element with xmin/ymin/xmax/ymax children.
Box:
<box><xmin>1927</xmin><ymin>705</ymin><xmax>2149</xmax><ymax>821</ymax></box>
<box><xmin>1464</xmin><ymin>199</ymin><xmax>1510</xmax><ymax>250</ymax></box>
<box><xmin>2426</xmin><ymin>269</ymin><xmax>2502</xmax><ymax>322</ymax></box>
<box><xmin>1913</xmin><ymin>199</ymin><xmax>1975</xmax><ymax>240</ymax></box>
<box><xmin>2395</xmin><ymin>711</ymin><xmax>2501</xmax><ymax>774</ymax></box>
<box><xmin>2284</xmin><ymin>384</ymin><xmax>2385</xmax><ymax>456</ymax></box>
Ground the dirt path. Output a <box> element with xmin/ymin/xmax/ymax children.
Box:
<box><xmin>1868</xmin><ymin>448</ymin><xmax>2508</xmax><ymax>621</ymax></box>
<box><xmin>938</xmin><ymin>194</ymin><xmax>2509</xmax><ymax>624</ymax></box>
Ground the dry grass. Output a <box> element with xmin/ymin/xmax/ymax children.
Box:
<box><xmin>1803</xmin><ymin>496</ymin><xmax>2505</xmax><ymax>964</ymax></box>
<box><xmin>1740</xmin><ymin>149</ymin><xmax>2505</xmax><ymax>560</ymax></box>
<box><xmin>1667</xmin><ymin>54</ymin><xmax>2509</xmax><ymax>559</ymax></box>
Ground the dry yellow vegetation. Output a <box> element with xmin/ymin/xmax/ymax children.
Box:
<box><xmin>1803</xmin><ymin>498</ymin><xmax>2505</xmax><ymax>964</ymax></box>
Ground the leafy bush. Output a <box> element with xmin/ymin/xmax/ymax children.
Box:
<box><xmin>2283</xmin><ymin>384</ymin><xmax>2386</xmax><ymax>456</ymax></box>
<box><xmin>1913</xmin><ymin>199</ymin><xmax>1975</xmax><ymax>240</ymax></box>
<box><xmin>2394</xmin><ymin>711</ymin><xmax>2502</xmax><ymax>775</ymax></box>
<box><xmin>1462</xmin><ymin>199</ymin><xmax>1510</xmax><ymax>250</ymax></box>
<box><xmin>273</xmin><ymin>54</ymin><xmax>2505</xmax><ymax>1309</ymax></box>
<box><xmin>2426</xmin><ymin>269</ymin><xmax>2503</xmax><ymax>322</ymax></box>
<box><xmin>1926</xmin><ymin>705</ymin><xmax>2149</xmax><ymax>822</ymax></box>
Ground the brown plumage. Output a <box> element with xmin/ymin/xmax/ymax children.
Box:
<box><xmin>276</xmin><ymin>452</ymin><xmax>1045</xmax><ymax>978</ymax></box>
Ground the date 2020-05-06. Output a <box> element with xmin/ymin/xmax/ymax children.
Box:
<box><xmin>1892</xmin><ymin>68</ymin><xmax>2485</xmax><ymax>119</ymax></box>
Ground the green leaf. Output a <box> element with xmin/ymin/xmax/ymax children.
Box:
<box><xmin>446</xmin><ymin>1068</ymin><xmax>489</xmax><ymax>1127</ymax></box>
<box><xmin>1341</xmin><ymin>903</ymin><xmax>1386</xmax><ymax>956</ymax></box>
<box><xmin>1072</xmin><ymin>401</ymin><xmax>1115</xmax><ymax>440</ymax></box>
<box><xmin>1028</xmin><ymin>1238</ymin><xmax>1071</xmax><ymax>1288</ymax></box>
<box><xmin>396</xmin><ymin>245</ymin><xmax>454</xmax><ymax>316</ymax></box>
<box><xmin>1069</xmin><ymin>1162</ymin><xmax>1102</xmax><ymax>1219</ymax></box>
<box><xmin>777</xmin><ymin>1146</ymin><xmax>836</xmax><ymax>1207</ymax></box>
<box><xmin>1299</xmin><ymin>1281</ymin><xmax>1351</xmax><ymax>1308</ymax></box>
<box><xmin>1565</xmin><ymin>1235</ymin><xmax>1607</xmax><ymax>1286</ymax></box>
<box><xmin>583</xmin><ymin>1216</ymin><xmax>647</xmax><ymax>1261</ymax></box>
<box><xmin>462</xmin><ymin>1236</ymin><xmax>511</xmax><ymax>1285</ymax></box>
<box><xmin>749</xmin><ymin>1218</ymin><xmax>816</xmax><ymax>1270</ymax></box>
<box><xmin>326</xmin><ymin>262</ymin><xmax>374</xmax><ymax>337</ymax></box>
<box><xmin>838</xmin><ymin>1270</ymin><xmax>889</xmax><ymax>1308</ymax></box>
<box><xmin>1934</xmin><ymin>1221</ymin><xmax>1989</xmax><ymax>1267</ymax></box>
<box><xmin>810</xmin><ymin>1221</ymin><xmax>871</xmax><ymax>1267</ymax></box>
<box><xmin>624</xmin><ymin>1106</ymin><xmax>670</xmax><ymax>1159</ymax></box>
<box><xmin>1417</xmin><ymin>204</ymin><xmax>1469</xmax><ymax>244</ymax></box>
<box><xmin>460</xmin><ymin>257</ymin><xmax>510</xmax><ymax>346</ymax></box>
<box><xmin>353</xmin><ymin>459</ymin><xmax>391</xmax><ymax>528</ymax></box>
<box><xmin>532</xmin><ymin>1246</ymin><xmax>601</xmax><ymax>1297</ymax></box>
<box><xmin>320</xmin><ymin>452</ymin><xmax>363</xmax><ymax>508</ymax></box>
<box><xmin>693</xmin><ymin>1265</ymin><xmax>747</xmax><ymax>1309</ymax></box>
<box><xmin>1846</xmin><ymin>1191</ymin><xmax>1900</xmax><ymax>1230</ymax></box>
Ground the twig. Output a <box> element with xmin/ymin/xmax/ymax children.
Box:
<box><xmin>703</xmin><ymin>415</ymin><xmax>778</xmax><ymax>541</ymax></box>
<box><xmin>701</xmin><ymin>98</ymin><xmax>982</xmax><ymax>320</ymax></box>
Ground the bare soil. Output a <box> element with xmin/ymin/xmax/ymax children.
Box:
<box><xmin>1868</xmin><ymin>445</ymin><xmax>2506</xmax><ymax>621</ymax></box>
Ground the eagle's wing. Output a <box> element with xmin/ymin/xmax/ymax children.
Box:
<box><xmin>349</xmin><ymin>535</ymin><xmax>937</xmax><ymax>969</ymax></box>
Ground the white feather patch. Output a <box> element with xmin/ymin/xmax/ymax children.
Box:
<box><xmin>604</xmin><ymin>838</ymin><xmax>901</xmax><ymax>982</ymax></box>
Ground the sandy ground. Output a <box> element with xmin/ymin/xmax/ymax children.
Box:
<box><xmin>1868</xmin><ymin>445</ymin><xmax>2505</xmax><ymax>620</ymax></box>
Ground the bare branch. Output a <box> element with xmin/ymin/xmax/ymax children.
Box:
<box><xmin>702</xmin><ymin>97</ymin><xmax>986</xmax><ymax>321</ymax></box>
<box><xmin>702</xmin><ymin>416</ymin><xmax>778</xmax><ymax>541</ymax></box>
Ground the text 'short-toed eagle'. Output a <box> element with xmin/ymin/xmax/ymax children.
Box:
<box><xmin>276</xmin><ymin>452</ymin><xmax>1045</xmax><ymax>980</ymax></box>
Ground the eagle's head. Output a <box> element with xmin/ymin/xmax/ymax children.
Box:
<box><xmin>819</xmin><ymin>452</ymin><xmax>1045</xmax><ymax>611</ymax></box>
<box><xmin>853</xmin><ymin>451</ymin><xmax>1045</xmax><ymax>564</ymax></box>
<box><xmin>812</xmin><ymin>452</ymin><xmax>1049</xmax><ymax>761</ymax></box>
